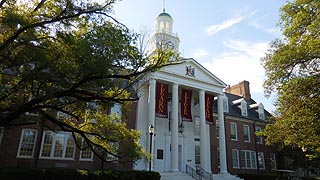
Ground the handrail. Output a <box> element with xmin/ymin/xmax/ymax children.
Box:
<box><xmin>186</xmin><ymin>164</ymin><xmax>201</xmax><ymax>180</ymax></box>
<box><xmin>186</xmin><ymin>164</ymin><xmax>213</xmax><ymax>180</ymax></box>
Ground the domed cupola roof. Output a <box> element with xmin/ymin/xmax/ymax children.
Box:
<box><xmin>158</xmin><ymin>9</ymin><xmax>172</xmax><ymax>19</ymax></box>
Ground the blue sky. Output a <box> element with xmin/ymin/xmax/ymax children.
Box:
<box><xmin>112</xmin><ymin>0</ymin><xmax>287</xmax><ymax>112</ymax></box>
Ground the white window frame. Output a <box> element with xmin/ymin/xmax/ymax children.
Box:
<box><xmin>232</xmin><ymin>149</ymin><xmax>240</xmax><ymax>168</ymax></box>
<box><xmin>270</xmin><ymin>153</ymin><xmax>277</xmax><ymax>170</ymax></box>
<box><xmin>258</xmin><ymin>152</ymin><xmax>265</xmax><ymax>170</ymax></box>
<box><xmin>0</xmin><ymin>127</ymin><xmax>4</xmax><ymax>146</ymax></box>
<box><xmin>17</xmin><ymin>129</ymin><xmax>38</xmax><ymax>158</ymax></box>
<box><xmin>106</xmin><ymin>142</ymin><xmax>119</xmax><ymax>161</ymax></box>
<box><xmin>241</xmin><ymin>101</ymin><xmax>247</xmax><ymax>116</ymax></box>
<box><xmin>258</xmin><ymin>105</ymin><xmax>265</xmax><ymax>120</ymax></box>
<box><xmin>79</xmin><ymin>138</ymin><xmax>93</xmax><ymax>161</ymax></box>
<box><xmin>223</xmin><ymin>98</ymin><xmax>229</xmax><ymax>113</ymax></box>
<box><xmin>230</xmin><ymin>122</ymin><xmax>238</xmax><ymax>141</ymax></box>
<box><xmin>40</xmin><ymin>131</ymin><xmax>75</xmax><ymax>160</ymax></box>
<box><xmin>194</xmin><ymin>116</ymin><xmax>200</xmax><ymax>137</ymax></box>
<box><xmin>255</xmin><ymin>126</ymin><xmax>263</xmax><ymax>144</ymax></box>
<box><xmin>216</xmin><ymin>119</ymin><xmax>219</xmax><ymax>139</ymax></box>
<box><xmin>241</xmin><ymin>150</ymin><xmax>257</xmax><ymax>169</ymax></box>
<box><xmin>217</xmin><ymin>148</ymin><xmax>220</xmax><ymax>168</ymax></box>
<box><xmin>243</xmin><ymin>125</ymin><xmax>251</xmax><ymax>142</ymax></box>
<box><xmin>195</xmin><ymin>145</ymin><xmax>200</xmax><ymax>165</ymax></box>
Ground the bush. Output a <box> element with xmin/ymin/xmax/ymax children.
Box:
<box><xmin>0</xmin><ymin>168</ymin><xmax>161</xmax><ymax>180</ymax></box>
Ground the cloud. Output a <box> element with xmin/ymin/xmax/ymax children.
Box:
<box><xmin>205</xmin><ymin>16</ymin><xmax>244</xmax><ymax>36</ymax></box>
<box><xmin>192</xmin><ymin>49</ymin><xmax>209</xmax><ymax>59</ymax></box>
<box><xmin>203</xmin><ymin>39</ymin><xmax>269</xmax><ymax>94</ymax></box>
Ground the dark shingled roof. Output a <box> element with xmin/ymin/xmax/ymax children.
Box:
<box><xmin>213</xmin><ymin>92</ymin><xmax>272</xmax><ymax>122</ymax></box>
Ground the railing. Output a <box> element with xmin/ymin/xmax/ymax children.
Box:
<box><xmin>186</xmin><ymin>165</ymin><xmax>213</xmax><ymax>180</ymax></box>
<box><xmin>186</xmin><ymin>164</ymin><xmax>201</xmax><ymax>180</ymax></box>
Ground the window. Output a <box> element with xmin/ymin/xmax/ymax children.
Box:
<box><xmin>106</xmin><ymin>142</ymin><xmax>119</xmax><ymax>161</ymax></box>
<box><xmin>230</xmin><ymin>122</ymin><xmax>238</xmax><ymax>141</ymax></box>
<box><xmin>232</xmin><ymin>149</ymin><xmax>240</xmax><ymax>168</ymax></box>
<box><xmin>255</xmin><ymin>127</ymin><xmax>263</xmax><ymax>144</ymax></box>
<box><xmin>40</xmin><ymin>131</ymin><xmax>75</xmax><ymax>159</ymax></box>
<box><xmin>217</xmin><ymin>148</ymin><xmax>220</xmax><ymax>167</ymax></box>
<box><xmin>241</xmin><ymin>150</ymin><xmax>257</xmax><ymax>169</ymax></box>
<box><xmin>241</xmin><ymin>101</ymin><xmax>247</xmax><ymax>116</ymax></box>
<box><xmin>195</xmin><ymin>145</ymin><xmax>200</xmax><ymax>165</ymax></box>
<box><xmin>80</xmin><ymin>139</ymin><xmax>93</xmax><ymax>161</ymax></box>
<box><xmin>110</xmin><ymin>103</ymin><xmax>122</xmax><ymax>119</ymax></box>
<box><xmin>223</xmin><ymin>98</ymin><xmax>229</xmax><ymax>112</ymax></box>
<box><xmin>270</xmin><ymin>153</ymin><xmax>277</xmax><ymax>170</ymax></box>
<box><xmin>216</xmin><ymin>119</ymin><xmax>219</xmax><ymax>138</ymax></box>
<box><xmin>194</xmin><ymin>116</ymin><xmax>200</xmax><ymax>137</ymax></box>
<box><xmin>0</xmin><ymin>127</ymin><xmax>4</xmax><ymax>146</ymax></box>
<box><xmin>258</xmin><ymin>105</ymin><xmax>265</xmax><ymax>120</ymax></box>
<box><xmin>258</xmin><ymin>152</ymin><xmax>265</xmax><ymax>169</ymax></box>
<box><xmin>243</xmin><ymin>125</ymin><xmax>250</xmax><ymax>142</ymax></box>
<box><xmin>17</xmin><ymin>129</ymin><xmax>37</xmax><ymax>158</ymax></box>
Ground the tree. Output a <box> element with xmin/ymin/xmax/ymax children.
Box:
<box><xmin>0</xmin><ymin>0</ymin><xmax>175</xmax><ymax>163</ymax></box>
<box><xmin>261</xmin><ymin>0</ymin><xmax>320</xmax><ymax>157</ymax></box>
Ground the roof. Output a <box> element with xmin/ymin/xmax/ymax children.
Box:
<box><xmin>213</xmin><ymin>92</ymin><xmax>272</xmax><ymax>122</ymax></box>
<box><xmin>158</xmin><ymin>9</ymin><xmax>172</xmax><ymax>19</ymax></box>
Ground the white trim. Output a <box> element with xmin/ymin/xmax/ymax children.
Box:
<box><xmin>79</xmin><ymin>138</ymin><xmax>94</xmax><ymax>161</ymax></box>
<box><xmin>241</xmin><ymin>150</ymin><xmax>257</xmax><ymax>169</ymax></box>
<box><xmin>230</xmin><ymin>122</ymin><xmax>238</xmax><ymax>141</ymax></box>
<box><xmin>243</xmin><ymin>124</ymin><xmax>251</xmax><ymax>142</ymax></box>
<box><xmin>258</xmin><ymin>152</ymin><xmax>265</xmax><ymax>170</ymax></box>
<box><xmin>255</xmin><ymin>126</ymin><xmax>263</xmax><ymax>144</ymax></box>
<box><xmin>17</xmin><ymin>129</ymin><xmax>38</xmax><ymax>158</ymax></box>
<box><xmin>39</xmin><ymin>131</ymin><xmax>75</xmax><ymax>160</ymax></box>
<box><xmin>232</xmin><ymin>149</ymin><xmax>240</xmax><ymax>169</ymax></box>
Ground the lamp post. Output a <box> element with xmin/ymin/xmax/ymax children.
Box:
<box><xmin>149</xmin><ymin>124</ymin><xmax>154</xmax><ymax>172</ymax></box>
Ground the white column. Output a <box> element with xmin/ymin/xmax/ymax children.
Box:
<box><xmin>147</xmin><ymin>79</ymin><xmax>156</xmax><ymax>171</ymax></box>
<box><xmin>199</xmin><ymin>90</ymin><xmax>208</xmax><ymax>171</ymax></box>
<box><xmin>171</xmin><ymin>83</ymin><xmax>179</xmax><ymax>172</ymax></box>
<box><xmin>218</xmin><ymin>95</ymin><xmax>228</xmax><ymax>174</ymax></box>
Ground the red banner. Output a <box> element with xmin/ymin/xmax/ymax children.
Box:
<box><xmin>155</xmin><ymin>82</ymin><xmax>168</xmax><ymax>118</ymax></box>
<box><xmin>205</xmin><ymin>93</ymin><xmax>214</xmax><ymax>124</ymax></box>
<box><xmin>181</xmin><ymin>88</ymin><xmax>192</xmax><ymax>122</ymax></box>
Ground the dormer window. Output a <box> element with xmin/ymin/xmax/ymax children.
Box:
<box><xmin>258</xmin><ymin>104</ymin><xmax>265</xmax><ymax>120</ymax></box>
<box><xmin>241</xmin><ymin>101</ymin><xmax>248</xmax><ymax>116</ymax></box>
<box><xmin>223</xmin><ymin>98</ymin><xmax>229</xmax><ymax>113</ymax></box>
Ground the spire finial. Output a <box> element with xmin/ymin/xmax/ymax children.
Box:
<box><xmin>163</xmin><ymin>0</ymin><xmax>165</xmax><ymax>12</ymax></box>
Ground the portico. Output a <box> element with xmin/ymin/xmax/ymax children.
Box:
<box><xmin>134</xmin><ymin>58</ymin><xmax>228</xmax><ymax>174</ymax></box>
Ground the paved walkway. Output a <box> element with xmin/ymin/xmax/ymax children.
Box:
<box><xmin>160</xmin><ymin>172</ymin><xmax>195</xmax><ymax>180</ymax></box>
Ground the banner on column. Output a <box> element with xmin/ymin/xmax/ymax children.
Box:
<box><xmin>205</xmin><ymin>93</ymin><xmax>214</xmax><ymax>125</ymax></box>
<box><xmin>181</xmin><ymin>88</ymin><xmax>192</xmax><ymax>122</ymax></box>
<box><xmin>155</xmin><ymin>82</ymin><xmax>168</xmax><ymax>118</ymax></box>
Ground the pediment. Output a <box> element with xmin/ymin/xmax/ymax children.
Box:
<box><xmin>153</xmin><ymin>58</ymin><xmax>226</xmax><ymax>92</ymax></box>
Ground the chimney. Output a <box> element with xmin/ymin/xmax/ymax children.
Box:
<box><xmin>225</xmin><ymin>80</ymin><xmax>251</xmax><ymax>100</ymax></box>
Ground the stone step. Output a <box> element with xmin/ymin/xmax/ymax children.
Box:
<box><xmin>160</xmin><ymin>172</ymin><xmax>195</xmax><ymax>180</ymax></box>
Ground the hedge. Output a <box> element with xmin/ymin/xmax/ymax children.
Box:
<box><xmin>0</xmin><ymin>168</ymin><xmax>161</xmax><ymax>180</ymax></box>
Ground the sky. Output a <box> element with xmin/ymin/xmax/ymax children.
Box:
<box><xmin>111</xmin><ymin>0</ymin><xmax>287</xmax><ymax>113</ymax></box>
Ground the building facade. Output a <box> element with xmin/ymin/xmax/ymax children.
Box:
<box><xmin>0</xmin><ymin>9</ymin><xmax>278</xmax><ymax>177</ymax></box>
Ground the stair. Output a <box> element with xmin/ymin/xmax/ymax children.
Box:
<box><xmin>160</xmin><ymin>172</ymin><xmax>195</xmax><ymax>180</ymax></box>
<box><xmin>212</xmin><ymin>173</ymin><xmax>244</xmax><ymax>180</ymax></box>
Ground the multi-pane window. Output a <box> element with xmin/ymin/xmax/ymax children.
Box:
<box><xmin>195</xmin><ymin>145</ymin><xmax>200</xmax><ymax>165</ymax></box>
<box><xmin>241</xmin><ymin>150</ymin><xmax>257</xmax><ymax>169</ymax></box>
<box><xmin>232</xmin><ymin>149</ymin><xmax>240</xmax><ymax>168</ymax></box>
<box><xmin>241</xmin><ymin>101</ymin><xmax>247</xmax><ymax>116</ymax></box>
<box><xmin>258</xmin><ymin>105</ymin><xmax>265</xmax><ymax>120</ymax></box>
<box><xmin>40</xmin><ymin>131</ymin><xmax>75</xmax><ymax>159</ymax></box>
<box><xmin>270</xmin><ymin>153</ymin><xmax>277</xmax><ymax>170</ymax></box>
<box><xmin>258</xmin><ymin>152</ymin><xmax>265</xmax><ymax>169</ymax></box>
<box><xmin>106</xmin><ymin>142</ymin><xmax>119</xmax><ymax>161</ymax></box>
<box><xmin>230</xmin><ymin>122</ymin><xmax>238</xmax><ymax>141</ymax></box>
<box><xmin>110</xmin><ymin>103</ymin><xmax>122</xmax><ymax>119</ymax></box>
<box><xmin>0</xmin><ymin>127</ymin><xmax>4</xmax><ymax>146</ymax></box>
<box><xmin>217</xmin><ymin>148</ymin><xmax>220</xmax><ymax>167</ymax></box>
<box><xmin>223</xmin><ymin>98</ymin><xmax>229</xmax><ymax>112</ymax></box>
<box><xmin>80</xmin><ymin>139</ymin><xmax>93</xmax><ymax>161</ymax></box>
<box><xmin>216</xmin><ymin>119</ymin><xmax>219</xmax><ymax>138</ymax></box>
<box><xmin>194</xmin><ymin>117</ymin><xmax>200</xmax><ymax>137</ymax></box>
<box><xmin>243</xmin><ymin>125</ymin><xmax>250</xmax><ymax>142</ymax></box>
<box><xmin>255</xmin><ymin>127</ymin><xmax>263</xmax><ymax>144</ymax></box>
<box><xmin>17</xmin><ymin>129</ymin><xmax>37</xmax><ymax>157</ymax></box>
